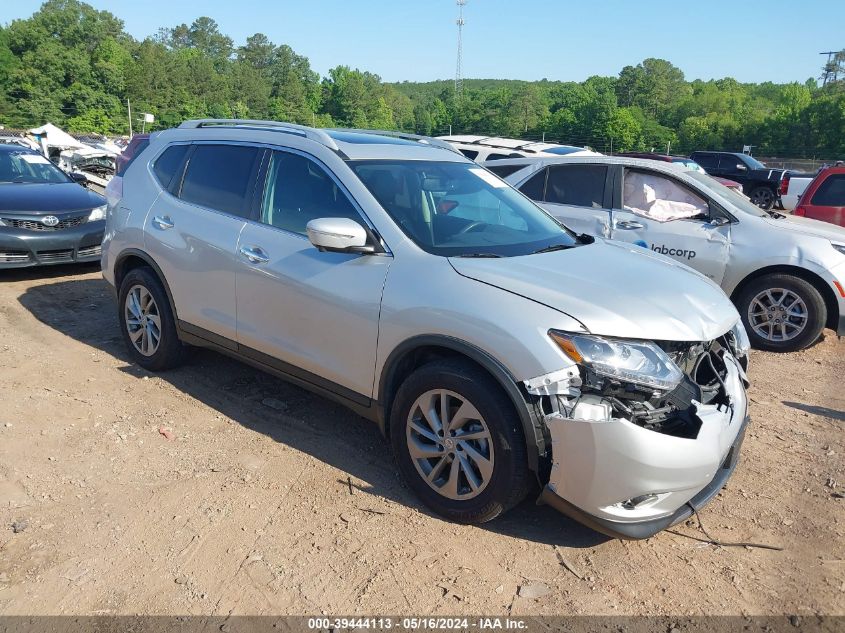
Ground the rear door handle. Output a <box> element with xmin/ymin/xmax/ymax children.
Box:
<box><xmin>616</xmin><ymin>220</ymin><xmax>644</xmax><ymax>230</ymax></box>
<box><xmin>152</xmin><ymin>215</ymin><xmax>174</xmax><ymax>230</ymax></box>
<box><xmin>239</xmin><ymin>245</ymin><xmax>270</xmax><ymax>264</ymax></box>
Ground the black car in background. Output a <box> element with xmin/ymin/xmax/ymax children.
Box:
<box><xmin>689</xmin><ymin>151</ymin><xmax>786</xmax><ymax>210</ymax></box>
<box><xmin>0</xmin><ymin>144</ymin><xmax>106</xmax><ymax>268</ymax></box>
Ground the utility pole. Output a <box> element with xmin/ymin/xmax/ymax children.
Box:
<box><xmin>820</xmin><ymin>51</ymin><xmax>839</xmax><ymax>86</ymax></box>
<box><xmin>455</xmin><ymin>0</ymin><xmax>466</xmax><ymax>99</ymax></box>
<box><xmin>127</xmin><ymin>99</ymin><xmax>133</xmax><ymax>137</ymax></box>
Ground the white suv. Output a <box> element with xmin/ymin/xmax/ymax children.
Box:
<box><xmin>102</xmin><ymin>119</ymin><xmax>749</xmax><ymax>539</ymax></box>
<box><xmin>438</xmin><ymin>135</ymin><xmax>600</xmax><ymax>164</ymax></box>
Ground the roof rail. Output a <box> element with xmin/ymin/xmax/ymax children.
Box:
<box><xmin>331</xmin><ymin>128</ymin><xmax>461</xmax><ymax>154</ymax></box>
<box><xmin>178</xmin><ymin>119</ymin><xmax>340</xmax><ymax>152</ymax></box>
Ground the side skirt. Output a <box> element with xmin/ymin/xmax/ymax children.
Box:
<box><xmin>177</xmin><ymin>321</ymin><xmax>381</xmax><ymax>424</ymax></box>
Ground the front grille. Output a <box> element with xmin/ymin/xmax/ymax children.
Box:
<box><xmin>77</xmin><ymin>245</ymin><xmax>102</xmax><ymax>257</ymax></box>
<box><xmin>0</xmin><ymin>251</ymin><xmax>30</xmax><ymax>263</ymax></box>
<box><xmin>2</xmin><ymin>215</ymin><xmax>87</xmax><ymax>231</ymax></box>
<box><xmin>36</xmin><ymin>249</ymin><xmax>73</xmax><ymax>263</ymax></box>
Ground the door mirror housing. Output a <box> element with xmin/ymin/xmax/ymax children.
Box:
<box><xmin>735</xmin><ymin>164</ymin><xmax>748</xmax><ymax>172</ymax></box>
<box><xmin>306</xmin><ymin>217</ymin><xmax>375</xmax><ymax>254</ymax></box>
<box><xmin>70</xmin><ymin>171</ymin><xmax>88</xmax><ymax>186</ymax></box>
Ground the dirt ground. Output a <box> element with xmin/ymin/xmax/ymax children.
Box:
<box><xmin>0</xmin><ymin>263</ymin><xmax>842</xmax><ymax>617</ymax></box>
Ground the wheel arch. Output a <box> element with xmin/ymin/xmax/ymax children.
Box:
<box><xmin>730</xmin><ymin>264</ymin><xmax>839</xmax><ymax>331</ymax></box>
<box><xmin>378</xmin><ymin>335</ymin><xmax>547</xmax><ymax>476</ymax></box>
<box><xmin>113</xmin><ymin>249</ymin><xmax>179</xmax><ymax>321</ymax></box>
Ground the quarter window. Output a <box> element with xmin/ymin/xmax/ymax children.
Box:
<box><xmin>260</xmin><ymin>151</ymin><xmax>362</xmax><ymax>235</ymax></box>
<box><xmin>180</xmin><ymin>144</ymin><xmax>261</xmax><ymax>217</ymax></box>
<box><xmin>545</xmin><ymin>165</ymin><xmax>607</xmax><ymax>208</ymax></box>
<box><xmin>519</xmin><ymin>169</ymin><xmax>547</xmax><ymax>201</ymax></box>
<box><xmin>459</xmin><ymin>149</ymin><xmax>479</xmax><ymax>160</ymax></box>
<box><xmin>810</xmin><ymin>174</ymin><xmax>845</xmax><ymax>206</ymax></box>
<box><xmin>485</xmin><ymin>164</ymin><xmax>525</xmax><ymax>178</ymax></box>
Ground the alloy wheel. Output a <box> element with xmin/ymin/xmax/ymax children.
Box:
<box><xmin>750</xmin><ymin>188</ymin><xmax>774</xmax><ymax>209</ymax></box>
<box><xmin>405</xmin><ymin>389</ymin><xmax>494</xmax><ymax>501</ymax></box>
<box><xmin>747</xmin><ymin>288</ymin><xmax>808</xmax><ymax>342</ymax></box>
<box><xmin>124</xmin><ymin>284</ymin><xmax>162</xmax><ymax>357</ymax></box>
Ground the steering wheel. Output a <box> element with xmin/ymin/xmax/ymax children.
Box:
<box><xmin>456</xmin><ymin>221</ymin><xmax>486</xmax><ymax>235</ymax></box>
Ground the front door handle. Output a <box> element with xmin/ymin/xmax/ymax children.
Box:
<box><xmin>616</xmin><ymin>220</ymin><xmax>644</xmax><ymax>230</ymax></box>
<box><xmin>239</xmin><ymin>245</ymin><xmax>270</xmax><ymax>264</ymax></box>
<box><xmin>152</xmin><ymin>215</ymin><xmax>174</xmax><ymax>230</ymax></box>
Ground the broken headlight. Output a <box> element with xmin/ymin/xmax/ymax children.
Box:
<box><xmin>549</xmin><ymin>331</ymin><xmax>683</xmax><ymax>392</ymax></box>
<box><xmin>728</xmin><ymin>320</ymin><xmax>750</xmax><ymax>358</ymax></box>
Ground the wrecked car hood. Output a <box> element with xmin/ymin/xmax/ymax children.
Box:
<box><xmin>449</xmin><ymin>240</ymin><xmax>738</xmax><ymax>342</ymax></box>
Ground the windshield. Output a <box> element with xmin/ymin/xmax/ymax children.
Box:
<box><xmin>0</xmin><ymin>151</ymin><xmax>70</xmax><ymax>184</ymax></box>
<box><xmin>350</xmin><ymin>160</ymin><xmax>579</xmax><ymax>257</ymax></box>
<box><xmin>688</xmin><ymin>171</ymin><xmax>768</xmax><ymax>217</ymax></box>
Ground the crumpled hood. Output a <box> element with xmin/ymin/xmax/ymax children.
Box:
<box><xmin>0</xmin><ymin>182</ymin><xmax>104</xmax><ymax>214</ymax></box>
<box><xmin>763</xmin><ymin>215</ymin><xmax>845</xmax><ymax>243</ymax></box>
<box><xmin>449</xmin><ymin>240</ymin><xmax>739</xmax><ymax>342</ymax></box>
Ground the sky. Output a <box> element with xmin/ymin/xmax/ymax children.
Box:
<box><xmin>2</xmin><ymin>0</ymin><xmax>842</xmax><ymax>85</ymax></box>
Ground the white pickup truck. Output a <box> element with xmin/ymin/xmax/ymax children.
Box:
<box><xmin>780</xmin><ymin>171</ymin><xmax>817</xmax><ymax>211</ymax></box>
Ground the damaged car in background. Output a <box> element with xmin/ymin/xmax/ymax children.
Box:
<box><xmin>103</xmin><ymin>120</ymin><xmax>750</xmax><ymax>539</ymax></box>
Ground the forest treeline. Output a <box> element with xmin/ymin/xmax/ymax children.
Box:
<box><xmin>1</xmin><ymin>0</ymin><xmax>844</xmax><ymax>157</ymax></box>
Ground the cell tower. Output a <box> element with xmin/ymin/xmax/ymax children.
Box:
<box><xmin>455</xmin><ymin>0</ymin><xmax>467</xmax><ymax>98</ymax></box>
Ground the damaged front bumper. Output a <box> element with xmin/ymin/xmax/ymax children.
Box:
<box><xmin>534</xmin><ymin>351</ymin><xmax>749</xmax><ymax>540</ymax></box>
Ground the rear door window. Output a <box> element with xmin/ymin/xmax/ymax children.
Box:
<box><xmin>152</xmin><ymin>144</ymin><xmax>189</xmax><ymax>190</ymax></box>
<box><xmin>717</xmin><ymin>155</ymin><xmax>743</xmax><ymax>171</ymax></box>
<box><xmin>693</xmin><ymin>153</ymin><xmax>718</xmax><ymax>170</ymax></box>
<box><xmin>179</xmin><ymin>144</ymin><xmax>262</xmax><ymax>217</ymax></box>
<box><xmin>545</xmin><ymin>165</ymin><xmax>607</xmax><ymax>208</ymax></box>
<box><xmin>811</xmin><ymin>174</ymin><xmax>845</xmax><ymax>206</ymax></box>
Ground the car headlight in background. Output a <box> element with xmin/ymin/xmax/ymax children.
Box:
<box><xmin>549</xmin><ymin>330</ymin><xmax>683</xmax><ymax>391</ymax></box>
<box><xmin>832</xmin><ymin>243</ymin><xmax>845</xmax><ymax>257</ymax></box>
<box><xmin>729</xmin><ymin>320</ymin><xmax>751</xmax><ymax>358</ymax></box>
<box><xmin>88</xmin><ymin>205</ymin><xmax>107</xmax><ymax>222</ymax></box>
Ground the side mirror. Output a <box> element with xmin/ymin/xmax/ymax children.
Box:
<box><xmin>70</xmin><ymin>171</ymin><xmax>88</xmax><ymax>186</ymax></box>
<box><xmin>735</xmin><ymin>164</ymin><xmax>747</xmax><ymax>172</ymax></box>
<box><xmin>306</xmin><ymin>217</ymin><xmax>374</xmax><ymax>254</ymax></box>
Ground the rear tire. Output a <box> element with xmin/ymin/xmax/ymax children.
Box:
<box><xmin>736</xmin><ymin>274</ymin><xmax>826</xmax><ymax>352</ymax></box>
<box><xmin>389</xmin><ymin>360</ymin><xmax>530</xmax><ymax>523</ymax></box>
<box><xmin>749</xmin><ymin>186</ymin><xmax>775</xmax><ymax>210</ymax></box>
<box><xmin>118</xmin><ymin>267</ymin><xmax>187</xmax><ymax>371</ymax></box>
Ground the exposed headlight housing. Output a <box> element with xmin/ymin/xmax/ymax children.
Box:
<box><xmin>728</xmin><ymin>320</ymin><xmax>751</xmax><ymax>358</ymax></box>
<box><xmin>88</xmin><ymin>205</ymin><xmax>107</xmax><ymax>222</ymax></box>
<box><xmin>832</xmin><ymin>243</ymin><xmax>845</xmax><ymax>257</ymax></box>
<box><xmin>549</xmin><ymin>331</ymin><xmax>683</xmax><ymax>391</ymax></box>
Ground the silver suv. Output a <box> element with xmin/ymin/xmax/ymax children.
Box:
<box><xmin>102</xmin><ymin>119</ymin><xmax>750</xmax><ymax>539</ymax></box>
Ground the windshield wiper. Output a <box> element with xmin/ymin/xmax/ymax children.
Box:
<box><xmin>533</xmin><ymin>243</ymin><xmax>574</xmax><ymax>254</ymax></box>
<box><xmin>455</xmin><ymin>252</ymin><xmax>503</xmax><ymax>258</ymax></box>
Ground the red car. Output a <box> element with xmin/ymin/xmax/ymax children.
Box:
<box><xmin>615</xmin><ymin>152</ymin><xmax>744</xmax><ymax>191</ymax></box>
<box><xmin>794</xmin><ymin>167</ymin><xmax>845</xmax><ymax>227</ymax></box>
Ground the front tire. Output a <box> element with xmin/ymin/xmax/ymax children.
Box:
<box><xmin>736</xmin><ymin>274</ymin><xmax>826</xmax><ymax>352</ymax></box>
<box><xmin>389</xmin><ymin>360</ymin><xmax>530</xmax><ymax>523</ymax></box>
<box><xmin>118</xmin><ymin>267</ymin><xmax>187</xmax><ymax>371</ymax></box>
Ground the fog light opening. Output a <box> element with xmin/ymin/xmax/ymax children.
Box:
<box><xmin>620</xmin><ymin>494</ymin><xmax>660</xmax><ymax>511</ymax></box>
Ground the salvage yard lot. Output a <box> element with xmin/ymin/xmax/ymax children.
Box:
<box><xmin>0</xmin><ymin>264</ymin><xmax>843</xmax><ymax>616</ymax></box>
